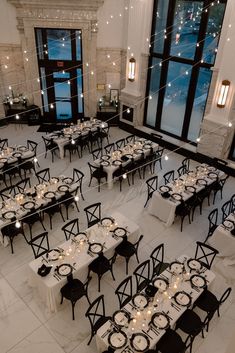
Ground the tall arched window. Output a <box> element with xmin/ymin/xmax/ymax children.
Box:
<box><xmin>144</xmin><ymin>0</ymin><xmax>227</xmax><ymax>143</ymax></box>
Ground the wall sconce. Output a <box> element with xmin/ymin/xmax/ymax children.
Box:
<box><xmin>217</xmin><ymin>80</ymin><xmax>230</xmax><ymax>108</ymax></box>
<box><xmin>128</xmin><ymin>57</ymin><xmax>136</xmax><ymax>82</ymax></box>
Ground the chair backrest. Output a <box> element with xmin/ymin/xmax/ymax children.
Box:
<box><xmin>36</xmin><ymin>168</ymin><xmax>50</xmax><ymax>183</ymax></box>
<box><xmin>194</xmin><ymin>241</ymin><xmax>219</xmax><ymax>269</ymax></box>
<box><xmin>133</xmin><ymin>259</ymin><xmax>151</xmax><ymax>292</ymax></box>
<box><xmin>88</xmin><ymin>162</ymin><xmax>104</xmax><ymax>178</ymax></box>
<box><xmin>62</xmin><ymin>218</ymin><xmax>80</xmax><ymax>241</ymax></box>
<box><xmin>104</xmin><ymin>143</ymin><xmax>115</xmax><ymax>155</ymax></box>
<box><xmin>182</xmin><ymin>158</ymin><xmax>190</xmax><ymax>172</ymax></box>
<box><xmin>92</xmin><ymin>148</ymin><xmax>102</xmax><ymax>160</ymax></box>
<box><xmin>29</xmin><ymin>232</ymin><xmax>50</xmax><ymax>259</ymax></box>
<box><xmin>146</xmin><ymin>176</ymin><xmax>158</xmax><ymax>197</ymax></box>
<box><xmin>0</xmin><ymin>186</ymin><xmax>14</xmax><ymax>201</ymax></box>
<box><xmin>163</xmin><ymin>170</ymin><xmax>175</xmax><ymax>185</ymax></box>
<box><xmin>221</xmin><ymin>200</ymin><xmax>232</xmax><ymax>222</ymax></box>
<box><xmin>219</xmin><ymin>287</ymin><xmax>232</xmax><ymax>306</ymax></box>
<box><xmin>150</xmin><ymin>243</ymin><xmax>165</xmax><ymax>277</ymax></box>
<box><xmin>15</xmin><ymin>177</ymin><xmax>31</xmax><ymax>195</ymax></box>
<box><xmin>27</xmin><ymin>140</ymin><xmax>38</xmax><ymax>155</ymax></box>
<box><xmin>231</xmin><ymin>194</ymin><xmax>235</xmax><ymax>213</ymax></box>
<box><xmin>219</xmin><ymin>175</ymin><xmax>229</xmax><ymax>188</ymax></box>
<box><xmin>125</xmin><ymin>134</ymin><xmax>136</xmax><ymax>144</ymax></box>
<box><xmin>115</xmin><ymin>276</ymin><xmax>133</xmax><ymax>309</ymax></box>
<box><xmin>85</xmin><ymin>294</ymin><xmax>106</xmax><ymax>331</ymax></box>
<box><xmin>208</xmin><ymin>208</ymin><xmax>218</xmax><ymax>231</ymax></box>
<box><xmin>84</xmin><ymin>202</ymin><xmax>101</xmax><ymax>228</ymax></box>
<box><xmin>133</xmin><ymin>234</ymin><xmax>144</xmax><ymax>254</ymax></box>
<box><xmin>72</xmin><ymin>168</ymin><xmax>84</xmax><ymax>186</ymax></box>
<box><xmin>42</xmin><ymin>135</ymin><xmax>53</xmax><ymax>148</ymax></box>
<box><xmin>0</xmin><ymin>139</ymin><xmax>8</xmax><ymax>150</ymax></box>
<box><xmin>177</xmin><ymin>165</ymin><xmax>187</xmax><ymax>177</ymax></box>
<box><xmin>116</xmin><ymin>138</ymin><xmax>126</xmax><ymax>149</ymax></box>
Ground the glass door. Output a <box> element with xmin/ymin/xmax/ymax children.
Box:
<box><xmin>53</xmin><ymin>71</ymin><xmax>72</xmax><ymax>121</ymax></box>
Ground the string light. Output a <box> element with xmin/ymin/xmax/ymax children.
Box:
<box><xmin>71</xmin><ymin>139</ymin><xmax>75</xmax><ymax>144</ymax></box>
<box><xmin>67</xmin><ymin>80</ymin><xmax>71</xmax><ymax>85</ymax></box>
<box><xmin>9</xmin><ymin>86</ymin><xmax>12</xmax><ymax>90</ymax></box>
<box><xmin>80</xmin><ymin>93</ymin><xmax>84</xmax><ymax>98</ymax></box>
<box><xmin>123</xmin><ymin>173</ymin><xmax>127</xmax><ymax>179</ymax></box>
<box><xmin>15</xmin><ymin>114</ymin><xmax>20</xmax><ymax>120</ymax></box>
<box><xmin>25</xmin><ymin>58</ymin><xmax>29</xmax><ymax>61</ymax></box>
<box><xmin>4</xmin><ymin>65</ymin><xmax>8</xmax><ymax>69</ymax></box>
<box><xmin>149</xmin><ymin>95</ymin><xmax>152</xmax><ymax>100</ymax></box>
<box><xmin>50</xmin><ymin>103</ymin><xmax>54</xmax><ymax>109</ymax></box>
<box><xmin>107</xmin><ymin>54</ymin><xmax>110</xmax><ymax>59</ymax></box>
<box><xmin>74</xmin><ymin>195</ymin><xmax>79</xmax><ymax>202</ymax></box>
<box><xmin>37</xmin><ymin>78</ymin><xmax>40</xmax><ymax>82</ymax></box>
<box><xmin>127</xmin><ymin>108</ymin><xmax>130</xmax><ymax>114</ymax></box>
<box><xmin>165</xmin><ymin>155</ymin><xmax>169</xmax><ymax>161</ymax></box>
<box><xmin>33</xmin><ymin>157</ymin><xmax>38</xmax><ymax>163</ymax></box>
<box><xmin>108</xmin><ymin>84</ymin><xmax>111</xmax><ymax>88</ymax></box>
<box><xmin>91</xmin><ymin>71</ymin><xmax>94</xmax><ymax>75</ymax></box>
<box><xmin>196</xmin><ymin>137</ymin><xmax>200</xmax><ymax>142</ymax></box>
<box><xmin>41</xmin><ymin>90</ymin><xmax>44</xmax><ymax>95</ymax></box>
<box><xmin>15</xmin><ymin>220</ymin><xmax>21</xmax><ymax>228</ymax></box>
<box><xmin>228</xmin><ymin>122</ymin><xmax>232</xmax><ymax>127</ymax></box>
<box><xmin>86</xmin><ymin>62</ymin><xmax>89</xmax><ymax>66</ymax></box>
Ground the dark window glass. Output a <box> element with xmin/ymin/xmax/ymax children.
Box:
<box><xmin>40</xmin><ymin>67</ymin><xmax>49</xmax><ymax>112</ymax></box>
<box><xmin>153</xmin><ymin>0</ymin><xmax>169</xmax><ymax>53</ymax></box>
<box><xmin>47</xmin><ymin>29</ymin><xmax>72</xmax><ymax>60</ymax></box>
<box><xmin>146</xmin><ymin>58</ymin><xmax>161</xmax><ymax>127</ymax></box>
<box><xmin>170</xmin><ymin>1</ymin><xmax>203</xmax><ymax>60</ymax></box>
<box><xmin>77</xmin><ymin>69</ymin><xmax>83</xmax><ymax>113</ymax></box>
<box><xmin>76</xmin><ymin>31</ymin><xmax>82</xmax><ymax>61</ymax></box>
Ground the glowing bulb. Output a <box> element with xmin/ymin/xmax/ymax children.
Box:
<box><xmin>9</xmin><ymin>86</ymin><xmax>12</xmax><ymax>90</ymax></box>
<box><xmin>159</xmin><ymin>62</ymin><xmax>162</xmax><ymax>67</ymax></box>
<box><xmin>112</xmin><ymin>62</ymin><xmax>116</xmax><ymax>66</ymax></box>
<box><xmin>25</xmin><ymin>58</ymin><xmax>29</xmax><ymax>61</ymax></box>
<box><xmin>185</xmin><ymin>71</ymin><xmax>189</xmax><ymax>75</ymax></box>
<box><xmin>37</xmin><ymin>78</ymin><xmax>40</xmax><ymax>82</ymax></box>
<box><xmin>4</xmin><ymin>65</ymin><xmax>8</xmax><ymax>69</ymax></box>
<box><xmin>62</xmin><ymin>70</ymin><xmax>65</xmax><ymax>74</ymax></box>
<box><xmin>50</xmin><ymin>103</ymin><xmax>54</xmax><ymax>109</ymax></box>
<box><xmin>196</xmin><ymin>137</ymin><xmax>200</xmax><ymax>142</ymax></box>
<box><xmin>62</xmin><ymin>43</ymin><xmax>65</xmax><ymax>47</ymax></box>
<box><xmin>123</xmin><ymin>173</ymin><xmax>127</xmax><ymax>179</ymax></box>
<box><xmin>74</xmin><ymin>195</ymin><xmax>79</xmax><ymax>202</ymax></box>
<box><xmin>227</xmin><ymin>38</ymin><xmax>230</xmax><ymax>42</ymax></box>
<box><xmin>228</xmin><ymin>122</ymin><xmax>232</xmax><ymax>127</ymax></box>
<box><xmin>101</xmin><ymin>123</ymin><xmax>105</xmax><ymax>128</ymax></box>
<box><xmin>168</xmin><ymin>82</ymin><xmax>171</xmax><ymax>87</ymax></box>
<box><xmin>24</xmin><ymin>50</ymin><xmax>27</xmax><ymax>54</ymax></box>
<box><xmin>91</xmin><ymin>71</ymin><xmax>94</xmax><ymax>75</ymax></box>
<box><xmin>165</xmin><ymin>155</ymin><xmax>169</xmax><ymax>161</ymax></box>
<box><xmin>86</xmin><ymin>62</ymin><xmax>89</xmax><ymax>66</ymax></box>
<box><xmin>196</xmin><ymin>43</ymin><xmax>199</xmax><ymax>47</ymax></box>
<box><xmin>33</xmin><ymin>157</ymin><xmax>38</xmax><ymax>163</ymax></box>
<box><xmin>149</xmin><ymin>95</ymin><xmax>152</xmax><ymax>100</ymax></box>
<box><xmin>6</xmin><ymin>56</ymin><xmax>9</xmax><ymax>60</ymax></box>
<box><xmin>45</xmin><ymin>50</ymin><xmax>48</xmax><ymax>54</ymax></box>
<box><xmin>71</xmin><ymin>139</ymin><xmax>75</xmax><ymax>144</ymax></box>
<box><xmin>15</xmin><ymin>114</ymin><xmax>20</xmax><ymax>120</ymax></box>
<box><xmin>15</xmin><ymin>220</ymin><xmax>21</xmax><ymax>228</ymax></box>
<box><xmin>110</xmin><ymin>15</ymin><xmax>113</xmax><ymax>19</ymax></box>
<box><xmin>127</xmin><ymin>46</ymin><xmax>131</xmax><ymax>50</ymax></box>
<box><xmin>127</xmin><ymin>108</ymin><xmax>130</xmax><ymax>114</ymax></box>
<box><xmin>106</xmin><ymin>21</ymin><xmax>109</xmax><ymax>25</ymax></box>
<box><xmin>67</xmin><ymin>80</ymin><xmax>70</xmax><ymax>85</ymax></box>
<box><xmin>41</xmin><ymin>90</ymin><xmax>44</xmax><ymax>95</ymax></box>
<box><xmin>80</xmin><ymin>93</ymin><xmax>84</xmax><ymax>98</ymax></box>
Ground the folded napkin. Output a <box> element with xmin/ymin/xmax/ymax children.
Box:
<box><xmin>37</xmin><ymin>264</ymin><xmax>52</xmax><ymax>277</ymax></box>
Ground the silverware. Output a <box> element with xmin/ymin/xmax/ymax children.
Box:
<box><xmin>142</xmin><ymin>329</ymin><xmax>153</xmax><ymax>340</ymax></box>
<box><xmin>53</xmin><ymin>273</ymin><xmax>60</xmax><ymax>281</ymax></box>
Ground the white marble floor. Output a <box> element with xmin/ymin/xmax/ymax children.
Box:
<box><xmin>0</xmin><ymin>123</ymin><xmax>234</xmax><ymax>353</ymax></box>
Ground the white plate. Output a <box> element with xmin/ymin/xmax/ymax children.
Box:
<box><xmin>113</xmin><ymin>310</ymin><xmax>130</xmax><ymax>327</ymax></box>
<box><xmin>132</xmin><ymin>293</ymin><xmax>148</xmax><ymax>309</ymax></box>
<box><xmin>152</xmin><ymin>313</ymin><xmax>170</xmax><ymax>329</ymax></box>
<box><xmin>171</xmin><ymin>193</ymin><xmax>182</xmax><ymax>201</ymax></box>
<box><xmin>89</xmin><ymin>243</ymin><xmax>103</xmax><ymax>254</ymax></box>
<box><xmin>190</xmin><ymin>275</ymin><xmax>206</xmax><ymax>288</ymax></box>
<box><xmin>174</xmin><ymin>291</ymin><xmax>191</xmax><ymax>306</ymax></box>
<box><xmin>44</xmin><ymin>192</ymin><xmax>55</xmax><ymax>199</ymax></box>
<box><xmin>58</xmin><ymin>185</ymin><xmax>69</xmax><ymax>192</ymax></box>
<box><xmin>159</xmin><ymin>185</ymin><xmax>170</xmax><ymax>193</ymax></box>
<box><xmin>153</xmin><ymin>278</ymin><xmax>169</xmax><ymax>291</ymax></box>
<box><xmin>108</xmin><ymin>331</ymin><xmax>127</xmax><ymax>349</ymax></box>
<box><xmin>47</xmin><ymin>249</ymin><xmax>60</xmax><ymax>261</ymax></box>
<box><xmin>223</xmin><ymin>220</ymin><xmax>234</xmax><ymax>230</ymax></box>
<box><xmin>169</xmin><ymin>262</ymin><xmax>184</xmax><ymax>274</ymax></box>
<box><xmin>113</xmin><ymin>227</ymin><xmax>127</xmax><ymax>237</ymax></box>
<box><xmin>57</xmin><ymin>264</ymin><xmax>72</xmax><ymax>276</ymax></box>
<box><xmin>187</xmin><ymin>258</ymin><xmax>202</xmax><ymax>271</ymax></box>
<box><xmin>62</xmin><ymin>177</ymin><xmax>73</xmax><ymax>185</ymax></box>
<box><xmin>130</xmin><ymin>333</ymin><xmax>150</xmax><ymax>352</ymax></box>
<box><xmin>2</xmin><ymin>211</ymin><xmax>16</xmax><ymax>219</ymax></box>
<box><xmin>23</xmin><ymin>201</ymin><xmax>36</xmax><ymax>210</ymax></box>
<box><xmin>101</xmin><ymin>217</ymin><xmax>114</xmax><ymax>227</ymax></box>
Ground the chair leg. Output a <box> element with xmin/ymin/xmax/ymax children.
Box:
<box><xmin>72</xmin><ymin>302</ymin><xmax>75</xmax><ymax>320</ymax></box>
<box><xmin>10</xmin><ymin>238</ymin><xmax>14</xmax><ymax>254</ymax></box>
<box><xmin>98</xmin><ymin>275</ymin><xmax>101</xmax><ymax>292</ymax></box>
<box><xmin>80</xmin><ymin>186</ymin><xmax>85</xmax><ymax>200</ymax></box>
<box><xmin>110</xmin><ymin>267</ymin><xmax>115</xmax><ymax>281</ymax></box>
<box><xmin>125</xmin><ymin>258</ymin><xmax>129</xmax><ymax>275</ymax></box>
<box><xmin>49</xmin><ymin>216</ymin><xmax>52</xmax><ymax>230</ymax></box>
<box><xmin>60</xmin><ymin>295</ymin><xmax>64</xmax><ymax>304</ymax></box>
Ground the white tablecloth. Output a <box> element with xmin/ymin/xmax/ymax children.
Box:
<box><xmin>149</xmin><ymin>167</ymin><xmax>225</xmax><ymax>227</ymax></box>
<box><xmin>209</xmin><ymin>213</ymin><xmax>235</xmax><ymax>265</ymax></box>
<box><xmin>96</xmin><ymin>254</ymin><xmax>215</xmax><ymax>353</ymax></box>
<box><xmin>28</xmin><ymin>211</ymin><xmax>140</xmax><ymax>312</ymax></box>
<box><xmin>48</xmin><ymin>120</ymin><xmax>108</xmax><ymax>159</ymax></box>
<box><xmin>95</xmin><ymin>139</ymin><xmax>158</xmax><ymax>189</ymax></box>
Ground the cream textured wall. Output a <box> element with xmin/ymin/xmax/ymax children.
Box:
<box><xmin>0</xmin><ymin>0</ymin><xmax>20</xmax><ymax>43</ymax></box>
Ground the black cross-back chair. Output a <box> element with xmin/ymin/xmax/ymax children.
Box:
<box><xmin>1</xmin><ymin>220</ymin><xmax>26</xmax><ymax>254</ymax></box>
<box><xmin>182</xmin><ymin>157</ymin><xmax>190</xmax><ymax>172</ymax></box>
<box><xmin>221</xmin><ymin>200</ymin><xmax>232</xmax><ymax>223</ymax></box>
<box><xmin>15</xmin><ymin>177</ymin><xmax>31</xmax><ymax>195</ymax></box>
<box><xmin>211</xmin><ymin>175</ymin><xmax>229</xmax><ymax>204</ymax></box>
<box><xmin>2</xmin><ymin>161</ymin><xmax>20</xmax><ymax>186</ymax></box>
<box><xmin>113</xmin><ymin>165</ymin><xmax>130</xmax><ymax>192</ymax></box>
<box><xmin>163</xmin><ymin>170</ymin><xmax>175</xmax><ymax>185</ymax></box>
<box><xmin>125</xmin><ymin>134</ymin><xmax>136</xmax><ymax>144</ymax></box>
<box><xmin>89</xmin><ymin>130</ymin><xmax>101</xmax><ymax>151</ymax></box>
<box><xmin>155</xmin><ymin>328</ymin><xmax>190</xmax><ymax>353</ymax></box>
<box><xmin>42</xmin><ymin>197</ymin><xmax>65</xmax><ymax>229</ymax></box>
<box><xmin>133</xmin><ymin>259</ymin><xmax>151</xmax><ymax>292</ymax></box>
<box><xmin>60</xmin><ymin>274</ymin><xmax>91</xmax><ymax>320</ymax></box>
<box><xmin>194</xmin><ymin>287</ymin><xmax>232</xmax><ymax>321</ymax></box>
<box><xmin>27</xmin><ymin>139</ymin><xmax>40</xmax><ymax>167</ymax></box>
<box><xmin>205</xmin><ymin>208</ymin><xmax>218</xmax><ymax>243</ymax></box>
<box><xmin>0</xmin><ymin>186</ymin><xmax>14</xmax><ymax>201</ymax></box>
<box><xmin>36</xmin><ymin>168</ymin><xmax>50</xmax><ymax>184</ymax></box>
<box><xmin>18</xmin><ymin>156</ymin><xmax>36</xmax><ymax>178</ymax></box>
<box><xmin>115</xmin><ymin>276</ymin><xmax>133</xmax><ymax>309</ymax></box>
<box><xmin>150</xmin><ymin>243</ymin><xmax>169</xmax><ymax>278</ymax></box>
<box><xmin>115</xmin><ymin>234</ymin><xmax>144</xmax><ymax>275</ymax></box>
<box><xmin>88</xmin><ymin>252</ymin><xmax>116</xmax><ymax>292</ymax></box>
<box><xmin>194</xmin><ymin>241</ymin><xmax>219</xmax><ymax>269</ymax></box>
<box><xmin>0</xmin><ymin>138</ymin><xmax>8</xmax><ymax>150</ymax></box>
<box><xmin>104</xmin><ymin>143</ymin><xmax>115</xmax><ymax>155</ymax></box>
<box><xmin>231</xmin><ymin>194</ymin><xmax>235</xmax><ymax>212</ymax></box>
<box><xmin>42</xmin><ymin>136</ymin><xmax>58</xmax><ymax>162</ymax></box>
<box><xmin>60</xmin><ymin>186</ymin><xmax>80</xmax><ymax>220</ymax></box>
<box><xmin>175</xmin><ymin>309</ymin><xmax>214</xmax><ymax>353</ymax></box>
<box><xmin>61</xmin><ymin>218</ymin><xmax>80</xmax><ymax>241</ymax></box>
<box><xmin>116</xmin><ymin>138</ymin><xmax>126</xmax><ymax>149</ymax></box>
<box><xmin>64</xmin><ymin>137</ymin><xmax>80</xmax><ymax>162</ymax></box>
<box><xmin>76</xmin><ymin>133</ymin><xmax>91</xmax><ymax>157</ymax></box>
<box><xmin>29</xmin><ymin>231</ymin><xmax>50</xmax><ymax>259</ymax></box>
<box><xmin>177</xmin><ymin>165</ymin><xmax>187</xmax><ymax>178</ymax></box>
<box><xmin>92</xmin><ymin>147</ymin><xmax>103</xmax><ymax>161</ymax></box>
<box><xmin>21</xmin><ymin>206</ymin><xmax>46</xmax><ymax>240</ymax></box>
<box><xmin>98</xmin><ymin>125</ymin><xmax>110</xmax><ymax>146</ymax></box>
<box><xmin>175</xmin><ymin>200</ymin><xmax>191</xmax><ymax>232</ymax></box>
<box><xmin>88</xmin><ymin>162</ymin><xmax>107</xmax><ymax>192</ymax></box>
<box><xmin>152</xmin><ymin>146</ymin><xmax>164</xmax><ymax>171</ymax></box>
<box><xmin>85</xmin><ymin>294</ymin><xmax>111</xmax><ymax>345</ymax></box>
<box><xmin>84</xmin><ymin>202</ymin><xmax>101</xmax><ymax>228</ymax></box>
<box><xmin>72</xmin><ymin>168</ymin><xmax>85</xmax><ymax>200</ymax></box>
<box><xmin>144</xmin><ymin>175</ymin><xmax>158</xmax><ymax>208</ymax></box>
